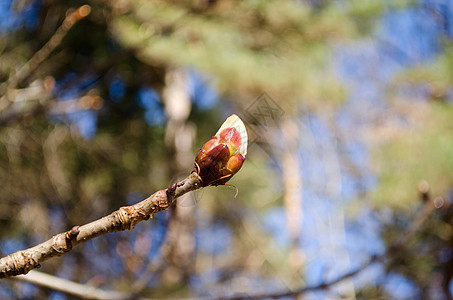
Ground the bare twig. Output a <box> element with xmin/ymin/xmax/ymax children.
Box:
<box><xmin>0</xmin><ymin>172</ymin><xmax>202</xmax><ymax>279</ymax></box>
<box><xmin>0</xmin><ymin>5</ymin><xmax>91</xmax><ymax>101</ymax></box>
<box><xmin>224</xmin><ymin>197</ymin><xmax>441</xmax><ymax>300</ymax></box>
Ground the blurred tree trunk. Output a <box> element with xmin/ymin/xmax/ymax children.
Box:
<box><xmin>281</xmin><ymin>117</ymin><xmax>305</xmax><ymax>285</ymax></box>
<box><xmin>323</xmin><ymin>115</ymin><xmax>356</xmax><ymax>299</ymax></box>
<box><xmin>162</xmin><ymin>68</ymin><xmax>196</xmax><ymax>283</ymax></box>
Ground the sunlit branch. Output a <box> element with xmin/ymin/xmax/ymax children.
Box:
<box><xmin>0</xmin><ymin>173</ymin><xmax>202</xmax><ymax>279</ymax></box>
<box><xmin>15</xmin><ymin>270</ymin><xmax>143</xmax><ymax>300</ymax></box>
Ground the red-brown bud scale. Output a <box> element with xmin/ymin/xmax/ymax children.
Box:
<box><xmin>194</xmin><ymin>114</ymin><xmax>248</xmax><ymax>186</ymax></box>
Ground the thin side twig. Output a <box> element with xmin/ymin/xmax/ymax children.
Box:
<box><xmin>0</xmin><ymin>172</ymin><xmax>202</xmax><ymax>279</ymax></box>
<box><xmin>15</xmin><ymin>270</ymin><xmax>142</xmax><ymax>300</ymax></box>
<box><xmin>224</xmin><ymin>197</ymin><xmax>441</xmax><ymax>300</ymax></box>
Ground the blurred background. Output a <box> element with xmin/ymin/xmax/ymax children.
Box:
<box><xmin>1</xmin><ymin>0</ymin><xmax>453</xmax><ymax>299</ymax></box>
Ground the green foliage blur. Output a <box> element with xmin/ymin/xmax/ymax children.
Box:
<box><xmin>0</xmin><ymin>0</ymin><xmax>453</xmax><ymax>299</ymax></box>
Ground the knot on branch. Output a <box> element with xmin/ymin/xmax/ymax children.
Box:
<box><xmin>166</xmin><ymin>182</ymin><xmax>177</xmax><ymax>203</ymax></box>
<box><xmin>152</xmin><ymin>190</ymin><xmax>170</xmax><ymax>212</ymax></box>
<box><xmin>51</xmin><ymin>226</ymin><xmax>81</xmax><ymax>255</ymax></box>
<box><xmin>52</xmin><ymin>231</ymin><xmax>76</xmax><ymax>255</ymax></box>
<box><xmin>65</xmin><ymin>226</ymin><xmax>80</xmax><ymax>240</ymax></box>
<box><xmin>116</xmin><ymin>207</ymin><xmax>133</xmax><ymax>230</ymax></box>
<box><xmin>0</xmin><ymin>251</ymin><xmax>36</xmax><ymax>278</ymax></box>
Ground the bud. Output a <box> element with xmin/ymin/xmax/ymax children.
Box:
<box><xmin>194</xmin><ymin>114</ymin><xmax>248</xmax><ymax>186</ymax></box>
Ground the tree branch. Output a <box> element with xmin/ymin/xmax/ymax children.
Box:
<box><xmin>0</xmin><ymin>172</ymin><xmax>202</xmax><ymax>279</ymax></box>
<box><xmin>15</xmin><ymin>270</ymin><xmax>143</xmax><ymax>300</ymax></box>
